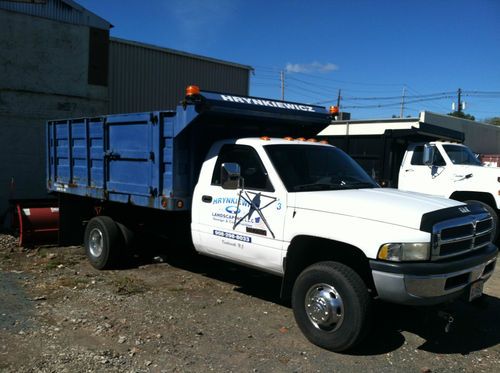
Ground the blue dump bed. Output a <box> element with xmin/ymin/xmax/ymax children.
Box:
<box><xmin>47</xmin><ymin>90</ymin><xmax>330</xmax><ymax>211</ymax></box>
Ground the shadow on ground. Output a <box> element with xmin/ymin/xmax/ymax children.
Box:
<box><xmin>128</xmin><ymin>239</ymin><xmax>500</xmax><ymax>356</ymax></box>
<box><xmin>0</xmin><ymin>272</ymin><xmax>33</xmax><ymax>332</ymax></box>
<box><xmin>350</xmin><ymin>294</ymin><xmax>500</xmax><ymax>355</ymax></box>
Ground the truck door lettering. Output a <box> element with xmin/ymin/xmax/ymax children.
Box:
<box><xmin>232</xmin><ymin>191</ymin><xmax>277</xmax><ymax>238</ymax></box>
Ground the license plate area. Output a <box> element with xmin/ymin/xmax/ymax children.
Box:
<box><xmin>468</xmin><ymin>280</ymin><xmax>484</xmax><ymax>302</ymax></box>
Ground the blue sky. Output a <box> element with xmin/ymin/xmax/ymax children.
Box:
<box><xmin>78</xmin><ymin>0</ymin><xmax>500</xmax><ymax>120</ymax></box>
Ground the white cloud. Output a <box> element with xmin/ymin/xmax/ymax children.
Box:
<box><xmin>285</xmin><ymin>62</ymin><xmax>339</xmax><ymax>74</ymax></box>
<box><xmin>165</xmin><ymin>0</ymin><xmax>239</xmax><ymax>49</ymax></box>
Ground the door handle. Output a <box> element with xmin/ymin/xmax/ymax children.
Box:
<box><xmin>404</xmin><ymin>169</ymin><xmax>414</xmax><ymax>172</ymax></box>
<box><xmin>202</xmin><ymin>195</ymin><xmax>213</xmax><ymax>203</ymax></box>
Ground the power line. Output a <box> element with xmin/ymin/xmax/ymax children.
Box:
<box><xmin>288</xmin><ymin>71</ymin><xmax>404</xmax><ymax>87</ymax></box>
<box><xmin>342</xmin><ymin>95</ymin><xmax>455</xmax><ymax>109</ymax></box>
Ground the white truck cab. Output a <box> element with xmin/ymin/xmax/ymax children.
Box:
<box><xmin>321</xmin><ymin>121</ymin><xmax>500</xmax><ymax>239</ymax></box>
<box><xmin>399</xmin><ymin>141</ymin><xmax>500</xmax><ymax>214</ymax></box>
<box><xmin>191</xmin><ymin>137</ymin><xmax>497</xmax><ymax>351</ymax></box>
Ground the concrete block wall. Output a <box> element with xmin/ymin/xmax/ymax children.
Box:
<box><xmin>0</xmin><ymin>9</ymin><xmax>108</xmax><ymax>218</ymax></box>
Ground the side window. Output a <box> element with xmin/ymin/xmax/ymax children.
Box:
<box><xmin>211</xmin><ymin>145</ymin><xmax>274</xmax><ymax>192</ymax></box>
<box><xmin>433</xmin><ymin>149</ymin><xmax>446</xmax><ymax>166</ymax></box>
<box><xmin>410</xmin><ymin>146</ymin><xmax>424</xmax><ymax>165</ymax></box>
<box><xmin>410</xmin><ymin>146</ymin><xmax>446</xmax><ymax>166</ymax></box>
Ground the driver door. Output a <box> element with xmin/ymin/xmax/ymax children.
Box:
<box><xmin>194</xmin><ymin>144</ymin><xmax>287</xmax><ymax>274</ymax></box>
<box><xmin>399</xmin><ymin>144</ymin><xmax>449</xmax><ymax>197</ymax></box>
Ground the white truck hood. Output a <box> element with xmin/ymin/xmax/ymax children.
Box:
<box><xmin>293</xmin><ymin>188</ymin><xmax>463</xmax><ymax>230</ymax></box>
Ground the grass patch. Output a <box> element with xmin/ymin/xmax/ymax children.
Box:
<box><xmin>55</xmin><ymin>276</ymin><xmax>89</xmax><ymax>288</ymax></box>
<box><xmin>113</xmin><ymin>276</ymin><xmax>149</xmax><ymax>295</ymax></box>
<box><xmin>43</xmin><ymin>255</ymin><xmax>80</xmax><ymax>270</ymax></box>
<box><xmin>167</xmin><ymin>286</ymin><xmax>184</xmax><ymax>292</ymax></box>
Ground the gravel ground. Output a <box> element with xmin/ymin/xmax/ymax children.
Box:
<box><xmin>0</xmin><ymin>233</ymin><xmax>499</xmax><ymax>372</ymax></box>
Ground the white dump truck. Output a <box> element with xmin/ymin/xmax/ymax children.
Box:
<box><xmin>48</xmin><ymin>88</ymin><xmax>498</xmax><ymax>351</ymax></box>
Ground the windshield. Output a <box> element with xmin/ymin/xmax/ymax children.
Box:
<box><xmin>443</xmin><ymin>145</ymin><xmax>481</xmax><ymax>166</ymax></box>
<box><xmin>264</xmin><ymin>144</ymin><xmax>379</xmax><ymax>192</ymax></box>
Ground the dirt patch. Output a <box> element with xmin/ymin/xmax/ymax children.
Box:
<box><xmin>1</xmin><ymin>233</ymin><xmax>499</xmax><ymax>372</ymax></box>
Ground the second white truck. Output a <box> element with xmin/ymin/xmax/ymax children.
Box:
<box><xmin>320</xmin><ymin>118</ymin><xmax>500</xmax><ymax>239</ymax></box>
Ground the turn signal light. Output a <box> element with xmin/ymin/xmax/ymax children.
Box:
<box><xmin>329</xmin><ymin>106</ymin><xmax>339</xmax><ymax>114</ymax></box>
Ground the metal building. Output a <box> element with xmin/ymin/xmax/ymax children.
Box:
<box><xmin>109</xmin><ymin>38</ymin><xmax>252</xmax><ymax>114</ymax></box>
<box><xmin>0</xmin><ymin>0</ymin><xmax>253</xmax><ymax>223</ymax></box>
<box><xmin>0</xmin><ymin>0</ymin><xmax>112</xmax><ymax>219</ymax></box>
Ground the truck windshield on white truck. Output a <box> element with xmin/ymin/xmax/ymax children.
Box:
<box><xmin>48</xmin><ymin>87</ymin><xmax>498</xmax><ymax>352</ymax></box>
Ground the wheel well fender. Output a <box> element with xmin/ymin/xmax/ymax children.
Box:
<box><xmin>449</xmin><ymin>191</ymin><xmax>497</xmax><ymax>210</ymax></box>
<box><xmin>280</xmin><ymin>236</ymin><xmax>373</xmax><ymax>300</ymax></box>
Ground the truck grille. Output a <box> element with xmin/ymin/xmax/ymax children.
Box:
<box><xmin>432</xmin><ymin>212</ymin><xmax>493</xmax><ymax>260</ymax></box>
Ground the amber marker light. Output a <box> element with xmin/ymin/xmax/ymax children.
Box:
<box><xmin>307</xmin><ymin>138</ymin><xmax>318</xmax><ymax>142</ymax></box>
<box><xmin>161</xmin><ymin>197</ymin><xmax>169</xmax><ymax>208</ymax></box>
<box><xmin>186</xmin><ymin>85</ymin><xmax>201</xmax><ymax>96</ymax></box>
<box><xmin>283</xmin><ymin>137</ymin><xmax>294</xmax><ymax>141</ymax></box>
<box><xmin>319</xmin><ymin>140</ymin><xmax>329</xmax><ymax>144</ymax></box>
<box><xmin>296</xmin><ymin>137</ymin><xmax>306</xmax><ymax>141</ymax></box>
<box><xmin>329</xmin><ymin>106</ymin><xmax>339</xmax><ymax>115</ymax></box>
<box><xmin>260</xmin><ymin>136</ymin><xmax>271</xmax><ymax>141</ymax></box>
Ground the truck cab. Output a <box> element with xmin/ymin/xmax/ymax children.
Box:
<box><xmin>399</xmin><ymin>141</ymin><xmax>500</xmax><ymax>218</ymax></box>
<box><xmin>320</xmin><ymin>121</ymin><xmax>500</xmax><ymax>239</ymax></box>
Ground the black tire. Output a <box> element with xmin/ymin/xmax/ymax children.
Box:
<box><xmin>84</xmin><ymin>216</ymin><xmax>123</xmax><ymax>269</ymax></box>
<box><xmin>292</xmin><ymin>261</ymin><xmax>371</xmax><ymax>352</ymax></box>
<box><xmin>116</xmin><ymin>221</ymin><xmax>135</xmax><ymax>250</ymax></box>
<box><xmin>465</xmin><ymin>200</ymin><xmax>498</xmax><ymax>241</ymax></box>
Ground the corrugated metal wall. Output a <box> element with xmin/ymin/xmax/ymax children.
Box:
<box><xmin>0</xmin><ymin>0</ymin><xmax>110</xmax><ymax>29</ymax></box>
<box><xmin>109</xmin><ymin>38</ymin><xmax>251</xmax><ymax>114</ymax></box>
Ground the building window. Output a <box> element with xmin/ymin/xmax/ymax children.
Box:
<box><xmin>88</xmin><ymin>27</ymin><xmax>109</xmax><ymax>86</ymax></box>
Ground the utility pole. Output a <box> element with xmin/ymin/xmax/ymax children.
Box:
<box><xmin>457</xmin><ymin>88</ymin><xmax>462</xmax><ymax>113</ymax></box>
<box><xmin>400</xmin><ymin>86</ymin><xmax>406</xmax><ymax>118</ymax></box>
<box><xmin>280</xmin><ymin>70</ymin><xmax>285</xmax><ymax>100</ymax></box>
<box><xmin>336</xmin><ymin>89</ymin><xmax>341</xmax><ymax>109</ymax></box>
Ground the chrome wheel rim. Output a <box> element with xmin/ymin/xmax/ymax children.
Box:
<box><xmin>305</xmin><ymin>283</ymin><xmax>344</xmax><ymax>332</ymax></box>
<box><xmin>88</xmin><ymin>228</ymin><xmax>104</xmax><ymax>258</ymax></box>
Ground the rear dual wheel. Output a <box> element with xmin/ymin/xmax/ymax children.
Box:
<box><xmin>84</xmin><ymin>216</ymin><xmax>132</xmax><ymax>269</ymax></box>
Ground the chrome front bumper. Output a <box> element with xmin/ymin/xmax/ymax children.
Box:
<box><xmin>370</xmin><ymin>245</ymin><xmax>498</xmax><ymax>306</ymax></box>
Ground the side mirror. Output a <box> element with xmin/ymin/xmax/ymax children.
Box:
<box><xmin>422</xmin><ymin>144</ymin><xmax>435</xmax><ymax>166</ymax></box>
<box><xmin>221</xmin><ymin>162</ymin><xmax>241</xmax><ymax>190</ymax></box>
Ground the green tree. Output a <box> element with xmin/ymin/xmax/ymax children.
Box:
<box><xmin>447</xmin><ymin>111</ymin><xmax>475</xmax><ymax>121</ymax></box>
<box><xmin>484</xmin><ymin>117</ymin><xmax>500</xmax><ymax>126</ymax></box>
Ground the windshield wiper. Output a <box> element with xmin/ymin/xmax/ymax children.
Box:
<box><xmin>338</xmin><ymin>181</ymin><xmax>377</xmax><ymax>189</ymax></box>
<box><xmin>293</xmin><ymin>183</ymin><xmax>337</xmax><ymax>191</ymax></box>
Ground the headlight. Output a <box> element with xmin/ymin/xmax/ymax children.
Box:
<box><xmin>377</xmin><ymin>243</ymin><xmax>430</xmax><ymax>261</ymax></box>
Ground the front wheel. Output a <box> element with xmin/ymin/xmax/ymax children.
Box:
<box><xmin>291</xmin><ymin>261</ymin><xmax>371</xmax><ymax>352</ymax></box>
